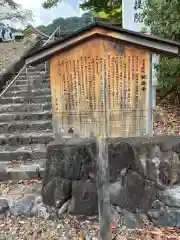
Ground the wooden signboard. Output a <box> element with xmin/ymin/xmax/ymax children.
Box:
<box><xmin>50</xmin><ymin>37</ymin><xmax>150</xmax><ymax>137</ymax></box>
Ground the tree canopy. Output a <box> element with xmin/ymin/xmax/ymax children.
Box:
<box><xmin>37</xmin><ymin>12</ymin><xmax>94</xmax><ymax>35</ymax></box>
<box><xmin>80</xmin><ymin>0</ymin><xmax>122</xmax><ymax>23</ymax></box>
<box><xmin>143</xmin><ymin>0</ymin><xmax>180</xmax><ymax>101</ymax></box>
<box><xmin>42</xmin><ymin>0</ymin><xmax>122</xmax><ymax>24</ymax></box>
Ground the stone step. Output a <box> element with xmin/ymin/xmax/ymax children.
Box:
<box><xmin>12</xmin><ymin>79</ymin><xmax>50</xmax><ymax>86</ymax></box>
<box><xmin>17</xmin><ymin>74</ymin><xmax>49</xmax><ymax>81</ymax></box>
<box><xmin>12</xmin><ymin>80</ymin><xmax>28</xmax><ymax>86</ymax></box>
<box><xmin>19</xmin><ymin>70</ymin><xmax>48</xmax><ymax>76</ymax></box>
<box><xmin>0</xmin><ymin>159</ymin><xmax>46</xmax><ymax>181</ymax></box>
<box><xmin>0</xmin><ymin>111</ymin><xmax>52</xmax><ymax>122</ymax></box>
<box><xmin>24</xmin><ymin>64</ymin><xmax>46</xmax><ymax>69</ymax></box>
<box><xmin>0</xmin><ymin>144</ymin><xmax>47</xmax><ymax>162</ymax></box>
<box><xmin>1</xmin><ymin>80</ymin><xmax>50</xmax><ymax>93</ymax></box>
<box><xmin>0</xmin><ymin>132</ymin><xmax>54</xmax><ymax>146</ymax></box>
<box><xmin>4</xmin><ymin>88</ymin><xmax>51</xmax><ymax>97</ymax></box>
<box><xmin>0</xmin><ymin>120</ymin><xmax>52</xmax><ymax>134</ymax></box>
<box><xmin>8</xmin><ymin>81</ymin><xmax>50</xmax><ymax>90</ymax></box>
<box><xmin>29</xmin><ymin>63</ymin><xmax>46</xmax><ymax>68</ymax></box>
<box><xmin>7</xmin><ymin>84</ymin><xmax>50</xmax><ymax>91</ymax></box>
<box><xmin>21</xmin><ymin>65</ymin><xmax>46</xmax><ymax>73</ymax></box>
<box><xmin>18</xmin><ymin>68</ymin><xmax>49</xmax><ymax>74</ymax></box>
<box><xmin>0</xmin><ymin>95</ymin><xmax>51</xmax><ymax>104</ymax></box>
<box><xmin>8</xmin><ymin>85</ymin><xmax>29</xmax><ymax>91</ymax></box>
<box><xmin>0</xmin><ymin>103</ymin><xmax>51</xmax><ymax>113</ymax></box>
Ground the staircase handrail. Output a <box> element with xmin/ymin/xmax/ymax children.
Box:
<box><xmin>0</xmin><ymin>65</ymin><xmax>26</xmax><ymax>98</ymax></box>
<box><xmin>43</xmin><ymin>26</ymin><xmax>60</xmax><ymax>73</ymax></box>
<box><xmin>43</xmin><ymin>26</ymin><xmax>60</xmax><ymax>46</ymax></box>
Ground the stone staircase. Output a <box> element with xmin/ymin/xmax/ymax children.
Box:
<box><xmin>0</xmin><ymin>63</ymin><xmax>54</xmax><ymax>181</ymax></box>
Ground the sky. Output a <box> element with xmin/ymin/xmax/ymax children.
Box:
<box><xmin>16</xmin><ymin>0</ymin><xmax>84</xmax><ymax>27</ymax></box>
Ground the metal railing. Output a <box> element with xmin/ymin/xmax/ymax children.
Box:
<box><xmin>0</xmin><ymin>65</ymin><xmax>26</xmax><ymax>98</ymax></box>
<box><xmin>0</xmin><ymin>26</ymin><xmax>60</xmax><ymax>98</ymax></box>
<box><xmin>43</xmin><ymin>26</ymin><xmax>60</xmax><ymax>73</ymax></box>
<box><xmin>43</xmin><ymin>26</ymin><xmax>60</xmax><ymax>46</ymax></box>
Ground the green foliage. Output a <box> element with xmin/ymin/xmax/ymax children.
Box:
<box><xmin>80</xmin><ymin>0</ymin><xmax>115</xmax><ymax>12</ymax></box>
<box><xmin>80</xmin><ymin>0</ymin><xmax>122</xmax><ymax>23</ymax></box>
<box><xmin>42</xmin><ymin>0</ymin><xmax>122</xmax><ymax>24</ymax></box>
<box><xmin>42</xmin><ymin>0</ymin><xmax>60</xmax><ymax>9</ymax></box>
<box><xmin>156</xmin><ymin>58</ymin><xmax>180</xmax><ymax>97</ymax></box>
<box><xmin>143</xmin><ymin>0</ymin><xmax>180</xmax><ymax>100</ymax></box>
<box><xmin>143</xmin><ymin>0</ymin><xmax>180</xmax><ymax>41</ymax></box>
<box><xmin>37</xmin><ymin>12</ymin><xmax>94</xmax><ymax>35</ymax></box>
<box><xmin>94</xmin><ymin>4</ymin><xmax>122</xmax><ymax>24</ymax></box>
<box><xmin>23</xmin><ymin>28</ymin><xmax>33</xmax><ymax>37</ymax></box>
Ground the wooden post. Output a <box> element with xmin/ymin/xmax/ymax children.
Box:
<box><xmin>96</xmin><ymin>70</ymin><xmax>112</xmax><ymax>240</ymax></box>
<box><xmin>97</xmin><ymin>136</ymin><xmax>112</xmax><ymax>240</ymax></box>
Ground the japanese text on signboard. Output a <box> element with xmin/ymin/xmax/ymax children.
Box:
<box><xmin>134</xmin><ymin>0</ymin><xmax>143</xmax><ymax>23</ymax></box>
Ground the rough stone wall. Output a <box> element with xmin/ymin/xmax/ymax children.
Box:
<box><xmin>0</xmin><ymin>39</ymin><xmax>35</xmax><ymax>72</ymax></box>
<box><xmin>0</xmin><ymin>39</ymin><xmax>42</xmax><ymax>94</ymax></box>
<box><xmin>42</xmin><ymin>136</ymin><xmax>180</xmax><ymax>228</ymax></box>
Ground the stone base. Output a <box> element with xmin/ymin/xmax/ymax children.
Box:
<box><xmin>42</xmin><ymin>135</ymin><xmax>180</xmax><ymax>228</ymax></box>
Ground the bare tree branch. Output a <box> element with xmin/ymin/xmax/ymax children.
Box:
<box><xmin>0</xmin><ymin>0</ymin><xmax>19</xmax><ymax>9</ymax></box>
<box><xmin>0</xmin><ymin>0</ymin><xmax>33</xmax><ymax>23</ymax></box>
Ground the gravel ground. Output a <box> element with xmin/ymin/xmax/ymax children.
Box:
<box><xmin>1</xmin><ymin>182</ymin><xmax>180</xmax><ymax>240</ymax></box>
<box><xmin>1</xmin><ymin>215</ymin><xmax>180</xmax><ymax>240</ymax></box>
<box><xmin>0</xmin><ymin>215</ymin><xmax>100</xmax><ymax>240</ymax></box>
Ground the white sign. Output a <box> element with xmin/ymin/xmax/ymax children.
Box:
<box><xmin>122</xmin><ymin>0</ymin><xmax>159</xmax><ymax>108</ymax></box>
<box><xmin>122</xmin><ymin>0</ymin><xmax>145</xmax><ymax>31</ymax></box>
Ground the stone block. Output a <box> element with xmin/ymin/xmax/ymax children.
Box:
<box><xmin>69</xmin><ymin>180</ymin><xmax>98</xmax><ymax>216</ymax></box>
<box><xmin>41</xmin><ymin>177</ymin><xmax>72</xmax><ymax>207</ymax></box>
<box><xmin>45</xmin><ymin>138</ymin><xmax>96</xmax><ymax>182</ymax></box>
<box><xmin>158</xmin><ymin>185</ymin><xmax>180</xmax><ymax>207</ymax></box>
<box><xmin>0</xmin><ymin>163</ymin><xmax>8</xmax><ymax>181</ymax></box>
<box><xmin>0</xmin><ymin>198</ymin><xmax>9</xmax><ymax>214</ymax></box>
<box><xmin>9</xmin><ymin>194</ymin><xmax>35</xmax><ymax>217</ymax></box>
<box><xmin>109</xmin><ymin>170</ymin><xmax>156</xmax><ymax>213</ymax></box>
<box><xmin>148</xmin><ymin>200</ymin><xmax>166</xmax><ymax>221</ymax></box>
